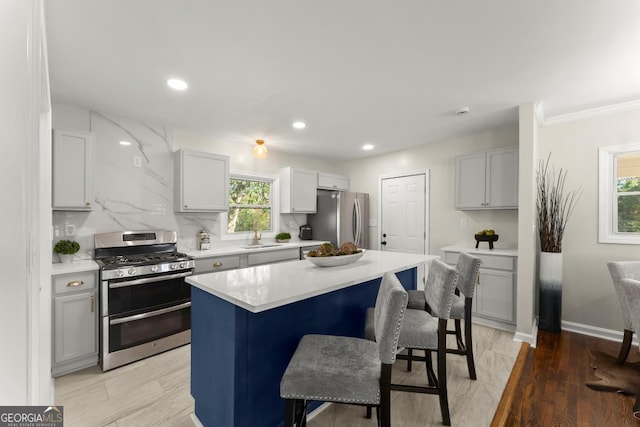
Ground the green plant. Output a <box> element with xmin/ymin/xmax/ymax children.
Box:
<box><xmin>276</xmin><ymin>232</ymin><xmax>291</xmax><ymax>240</ymax></box>
<box><xmin>54</xmin><ymin>239</ymin><xmax>80</xmax><ymax>254</ymax></box>
<box><xmin>536</xmin><ymin>153</ymin><xmax>582</xmax><ymax>253</ymax></box>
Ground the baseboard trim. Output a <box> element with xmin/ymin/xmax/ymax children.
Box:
<box><xmin>190</xmin><ymin>413</ymin><xmax>204</xmax><ymax>427</ymax></box>
<box><xmin>561</xmin><ymin>320</ymin><xmax>638</xmax><ymax>346</ymax></box>
<box><xmin>513</xmin><ymin>318</ymin><xmax>538</xmax><ymax>348</ymax></box>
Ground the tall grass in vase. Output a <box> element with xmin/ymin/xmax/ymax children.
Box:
<box><xmin>536</xmin><ymin>153</ymin><xmax>582</xmax><ymax>332</ymax></box>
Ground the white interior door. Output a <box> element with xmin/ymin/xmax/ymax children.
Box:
<box><xmin>380</xmin><ymin>173</ymin><xmax>427</xmax><ymax>254</ymax></box>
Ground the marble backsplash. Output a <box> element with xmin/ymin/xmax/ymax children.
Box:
<box><xmin>52</xmin><ymin>111</ymin><xmax>305</xmax><ymax>260</ymax></box>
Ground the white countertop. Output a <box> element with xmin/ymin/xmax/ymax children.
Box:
<box><xmin>187</xmin><ymin>250</ymin><xmax>439</xmax><ymax>313</ymax></box>
<box><xmin>51</xmin><ymin>259</ymin><xmax>99</xmax><ymax>275</ymax></box>
<box><xmin>179</xmin><ymin>240</ymin><xmax>327</xmax><ymax>259</ymax></box>
<box><xmin>441</xmin><ymin>246</ymin><xmax>518</xmax><ymax>257</ymax></box>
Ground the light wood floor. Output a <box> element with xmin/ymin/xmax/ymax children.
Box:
<box><xmin>55</xmin><ymin>323</ymin><xmax>521</xmax><ymax>427</ymax></box>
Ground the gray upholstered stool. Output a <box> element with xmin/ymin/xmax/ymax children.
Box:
<box><xmin>364</xmin><ymin>259</ymin><xmax>459</xmax><ymax>426</ymax></box>
<box><xmin>406</xmin><ymin>252</ymin><xmax>481</xmax><ymax>380</ymax></box>
<box><xmin>608</xmin><ymin>261</ymin><xmax>640</xmax><ymax>364</ymax></box>
<box><xmin>280</xmin><ymin>272</ymin><xmax>408</xmax><ymax>427</ymax></box>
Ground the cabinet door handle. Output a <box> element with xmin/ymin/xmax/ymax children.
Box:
<box><xmin>213</xmin><ymin>262</ymin><xmax>223</xmax><ymax>267</ymax></box>
<box><xmin>477</xmin><ymin>273</ymin><xmax>480</xmax><ymax>285</ymax></box>
<box><xmin>184</xmin><ymin>205</ymin><xmax>188</xmax><ymax>208</ymax></box>
<box><xmin>85</xmin><ymin>202</ymin><xmax>91</xmax><ymax>206</ymax></box>
<box><xmin>90</xmin><ymin>295</ymin><xmax>95</xmax><ymax>313</ymax></box>
<box><xmin>67</xmin><ymin>280</ymin><xmax>84</xmax><ymax>287</ymax></box>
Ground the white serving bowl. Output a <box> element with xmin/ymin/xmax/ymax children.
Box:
<box><xmin>305</xmin><ymin>250</ymin><xmax>365</xmax><ymax>267</ymax></box>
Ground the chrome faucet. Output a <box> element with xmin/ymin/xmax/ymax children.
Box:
<box><xmin>252</xmin><ymin>219</ymin><xmax>262</xmax><ymax>246</ymax></box>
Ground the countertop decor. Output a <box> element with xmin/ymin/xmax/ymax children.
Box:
<box><xmin>306</xmin><ymin>250</ymin><xmax>365</xmax><ymax>267</ymax></box>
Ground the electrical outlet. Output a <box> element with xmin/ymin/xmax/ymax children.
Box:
<box><xmin>459</xmin><ymin>218</ymin><xmax>468</xmax><ymax>228</ymax></box>
<box><xmin>65</xmin><ymin>223</ymin><xmax>76</xmax><ymax>237</ymax></box>
<box><xmin>133</xmin><ymin>156</ymin><xmax>142</xmax><ymax>168</ymax></box>
<box><xmin>289</xmin><ymin>221</ymin><xmax>295</xmax><ymax>228</ymax></box>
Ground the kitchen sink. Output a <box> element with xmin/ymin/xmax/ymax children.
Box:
<box><xmin>241</xmin><ymin>244</ymin><xmax>282</xmax><ymax>249</ymax></box>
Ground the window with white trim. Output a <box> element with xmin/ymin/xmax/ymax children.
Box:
<box><xmin>599</xmin><ymin>144</ymin><xmax>640</xmax><ymax>244</ymax></box>
<box><xmin>224</xmin><ymin>171</ymin><xmax>279</xmax><ymax>238</ymax></box>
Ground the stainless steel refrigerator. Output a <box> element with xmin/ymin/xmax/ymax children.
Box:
<box><xmin>308</xmin><ymin>190</ymin><xmax>369</xmax><ymax>249</ymax></box>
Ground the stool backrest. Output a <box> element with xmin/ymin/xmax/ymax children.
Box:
<box><xmin>456</xmin><ymin>253</ymin><xmax>482</xmax><ymax>298</ymax></box>
<box><xmin>374</xmin><ymin>272</ymin><xmax>408</xmax><ymax>364</ymax></box>
<box><xmin>424</xmin><ymin>259</ymin><xmax>459</xmax><ymax>319</ymax></box>
<box><xmin>608</xmin><ymin>261</ymin><xmax>640</xmax><ymax>330</ymax></box>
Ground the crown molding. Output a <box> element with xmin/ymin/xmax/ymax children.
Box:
<box><xmin>541</xmin><ymin>99</ymin><xmax>640</xmax><ymax>127</ymax></box>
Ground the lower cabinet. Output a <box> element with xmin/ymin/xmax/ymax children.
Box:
<box><xmin>52</xmin><ymin>271</ymin><xmax>98</xmax><ymax>376</ymax></box>
<box><xmin>443</xmin><ymin>248</ymin><xmax>517</xmax><ymax>330</ymax></box>
<box><xmin>194</xmin><ymin>255</ymin><xmax>241</xmax><ymax>274</ymax></box>
<box><xmin>194</xmin><ymin>249</ymin><xmax>300</xmax><ymax>274</ymax></box>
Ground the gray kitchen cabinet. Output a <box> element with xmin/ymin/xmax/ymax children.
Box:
<box><xmin>174</xmin><ymin>149</ymin><xmax>230</xmax><ymax>212</ymax></box>
<box><xmin>317</xmin><ymin>172</ymin><xmax>349</xmax><ymax>191</ymax></box>
<box><xmin>52</xmin><ymin>128</ymin><xmax>94</xmax><ymax>210</ymax></box>
<box><xmin>194</xmin><ymin>255</ymin><xmax>242</xmax><ymax>274</ymax></box>
<box><xmin>443</xmin><ymin>248</ymin><xmax>516</xmax><ymax>331</ymax></box>
<box><xmin>52</xmin><ymin>271</ymin><xmax>98</xmax><ymax>376</ymax></box>
<box><xmin>247</xmin><ymin>248</ymin><xmax>299</xmax><ymax>266</ymax></box>
<box><xmin>455</xmin><ymin>147</ymin><xmax>518</xmax><ymax>210</ymax></box>
<box><xmin>279</xmin><ymin>167</ymin><xmax>317</xmax><ymax>213</ymax></box>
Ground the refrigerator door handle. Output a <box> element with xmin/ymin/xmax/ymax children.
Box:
<box><xmin>354</xmin><ymin>198</ymin><xmax>362</xmax><ymax>248</ymax></box>
<box><xmin>352</xmin><ymin>198</ymin><xmax>358</xmax><ymax>244</ymax></box>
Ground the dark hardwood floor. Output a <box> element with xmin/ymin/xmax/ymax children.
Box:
<box><xmin>496</xmin><ymin>330</ymin><xmax>640</xmax><ymax>426</ymax></box>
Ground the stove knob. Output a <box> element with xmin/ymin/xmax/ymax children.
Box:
<box><xmin>128</xmin><ymin>268</ymin><xmax>136</xmax><ymax>276</ymax></box>
<box><xmin>150</xmin><ymin>265</ymin><xmax>159</xmax><ymax>273</ymax></box>
<box><xmin>116</xmin><ymin>270</ymin><xmax>125</xmax><ymax>278</ymax></box>
<box><xmin>170</xmin><ymin>263</ymin><xmax>178</xmax><ymax>270</ymax></box>
<box><xmin>179</xmin><ymin>261</ymin><xmax>187</xmax><ymax>268</ymax></box>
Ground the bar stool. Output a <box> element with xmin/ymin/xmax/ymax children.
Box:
<box><xmin>407</xmin><ymin>252</ymin><xmax>482</xmax><ymax>379</ymax></box>
<box><xmin>607</xmin><ymin>261</ymin><xmax>640</xmax><ymax>364</ymax></box>
<box><xmin>365</xmin><ymin>259</ymin><xmax>459</xmax><ymax>426</ymax></box>
<box><xmin>280</xmin><ymin>272</ymin><xmax>408</xmax><ymax>427</ymax></box>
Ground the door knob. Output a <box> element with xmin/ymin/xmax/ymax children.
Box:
<box><xmin>381</xmin><ymin>241</ymin><xmax>387</xmax><ymax>246</ymax></box>
<box><xmin>383</xmin><ymin>233</ymin><xmax>387</xmax><ymax>237</ymax></box>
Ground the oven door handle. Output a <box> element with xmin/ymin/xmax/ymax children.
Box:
<box><xmin>108</xmin><ymin>271</ymin><xmax>192</xmax><ymax>288</ymax></box>
<box><xmin>109</xmin><ymin>301</ymin><xmax>191</xmax><ymax>325</ymax></box>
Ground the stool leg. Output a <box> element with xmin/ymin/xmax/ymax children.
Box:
<box><xmin>454</xmin><ymin>319</ymin><xmax>465</xmax><ymax>351</ymax></box>
<box><xmin>464</xmin><ymin>300</ymin><xmax>477</xmax><ymax>380</ymax></box>
<box><xmin>618</xmin><ymin>329</ymin><xmax>633</xmax><ymax>365</ymax></box>
<box><xmin>425</xmin><ymin>350</ymin><xmax>436</xmax><ymax>387</ymax></box>
<box><xmin>407</xmin><ymin>348</ymin><xmax>413</xmax><ymax>372</ymax></box>
<box><xmin>366</xmin><ymin>405</ymin><xmax>372</xmax><ymax>419</ymax></box>
<box><xmin>284</xmin><ymin>399</ymin><xmax>296</xmax><ymax>427</ymax></box>
<box><xmin>437</xmin><ymin>319</ymin><xmax>451</xmax><ymax>426</ymax></box>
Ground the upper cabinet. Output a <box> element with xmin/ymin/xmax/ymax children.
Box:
<box><xmin>174</xmin><ymin>149</ymin><xmax>230</xmax><ymax>212</ymax></box>
<box><xmin>52</xmin><ymin>129</ymin><xmax>94</xmax><ymax>211</ymax></box>
<box><xmin>279</xmin><ymin>167</ymin><xmax>317</xmax><ymax>213</ymax></box>
<box><xmin>317</xmin><ymin>172</ymin><xmax>349</xmax><ymax>191</ymax></box>
<box><xmin>455</xmin><ymin>147</ymin><xmax>518</xmax><ymax>210</ymax></box>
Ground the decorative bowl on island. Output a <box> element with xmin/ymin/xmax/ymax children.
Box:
<box><xmin>306</xmin><ymin>250</ymin><xmax>365</xmax><ymax>267</ymax></box>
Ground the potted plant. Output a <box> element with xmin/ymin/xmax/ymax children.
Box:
<box><xmin>536</xmin><ymin>153</ymin><xmax>582</xmax><ymax>332</ymax></box>
<box><xmin>276</xmin><ymin>232</ymin><xmax>291</xmax><ymax>243</ymax></box>
<box><xmin>54</xmin><ymin>239</ymin><xmax>80</xmax><ymax>263</ymax></box>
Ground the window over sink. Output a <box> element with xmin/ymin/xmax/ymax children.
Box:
<box><xmin>225</xmin><ymin>171</ymin><xmax>279</xmax><ymax>237</ymax></box>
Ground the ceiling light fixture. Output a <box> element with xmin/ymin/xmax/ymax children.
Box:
<box><xmin>119</xmin><ymin>141</ymin><xmax>131</xmax><ymax>146</ymax></box>
<box><xmin>253</xmin><ymin>139</ymin><xmax>268</xmax><ymax>159</ymax></box>
<box><xmin>456</xmin><ymin>107</ymin><xmax>470</xmax><ymax>116</ymax></box>
<box><xmin>362</xmin><ymin>144</ymin><xmax>374</xmax><ymax>151</ymax></box>
<box><xmin>292</xmin><ymin>121</ymin><xmax>306</xmax><ymax>129</ymax></box>
<box><xmin>167</xmin><ymin>78</ymin><xmax>188</xmax><ymax>91</ymax></box>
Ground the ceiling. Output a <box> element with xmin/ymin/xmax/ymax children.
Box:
<box><xmin>45</xmin><ymin>1</ymin><xmax>640</xmax><ymax>161</ymax></box>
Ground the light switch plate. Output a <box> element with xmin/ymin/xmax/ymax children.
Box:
<box><xmin>133</xmin><ymin>156</ymin><xmax>142</xmax><ymax>168</ymax></box>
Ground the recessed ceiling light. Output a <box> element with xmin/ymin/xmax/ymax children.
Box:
<box><xmin>292</xmin><ymin>121</ymin><xmax>306</xmax><ymax>129</ymax></box>
<box><xmin>119</xmin><ymin>141</ymin><xmax>131</xmax><ymax>146</ymax></box>
<box><xmin>456</xmin><ymin>107</ymin><xmax>470</xmax><ymax>116</ymax></box>
<box><xmin>362</xmin><ymin>144</ymin><xmax>374</xmax><ymax>151</ymax></box>
<box><xmin>167</xmin><ymin>78</ymin><xmax>188</xmax><ymax>91</ymax></box>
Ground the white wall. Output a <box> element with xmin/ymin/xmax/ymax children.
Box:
<box><xmin>0</xmin><ymin>0</ymin><xmax>52</xmax><ymax>405</ymax></box>
<box><xmin>538</xmin><ymin>107</ymin><xmax>640</xmax><ymax>332</ymax></box>
<box><xmin>338</xmin><ymin>126</ymin><xmax>519</xmax><ymax>255</ymax></box>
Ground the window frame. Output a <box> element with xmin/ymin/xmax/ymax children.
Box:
<box><xmin>599</xmin><ymin>143</ymin><xmax>640</xmax><ymax>244</ymax></box>
<box><xmin>221</xmin><ymin>170</ymin><xmax>280</xmax><ymax>241</ymax></box>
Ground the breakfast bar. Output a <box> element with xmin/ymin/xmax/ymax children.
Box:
<box><xmin>187</xmin><ymin>250</ymin><xmax>437</xmax><ymax>427</ymax></box>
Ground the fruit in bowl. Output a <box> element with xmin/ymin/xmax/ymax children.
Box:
<box><xmin>306</xmin><ymin>242</ymin><xmax>362</xmax><ymax>257</ymax></box>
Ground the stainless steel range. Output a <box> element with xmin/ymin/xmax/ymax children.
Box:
<box><xmin>94</xmin><ymin>230</ymin><xmax>194</xmax><ymax>371</ymax></box>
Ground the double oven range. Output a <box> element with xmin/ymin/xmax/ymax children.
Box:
<box><xmin>95</xmin><ymin>230</ymin><xmax>194</xmax><ymax>371</ymax></box>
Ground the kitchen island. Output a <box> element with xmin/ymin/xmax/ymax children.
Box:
<box><xmin>187</xmin><ymin>250</ymin><xmax>438</xmax><ymax>427</ymax></box>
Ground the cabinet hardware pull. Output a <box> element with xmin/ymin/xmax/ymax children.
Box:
<box><xmin>184</xmin><ymin>205</ymin><xmax>188</xmax><ymax>208</ymax></box>
<box><xmin>90</xmin><ymin>295</ymin><xmax>95</xmax><ymax>312</ymax></box>
<box><xmin>213</xmin><ymin>262</ymin><xmax>223</xmax><ymax>267</ymax></box>
<box><xmin>477</xmin><ymin>273</ymin><xmax>480</xmax><ymax>285</ymax></box>
<box><xmin>86</xmin><ymin>202</ymin><xmax>91</xmax><ymax>206</ymax></box>
<box><xmin>67</xmin><ymin>280</ymin><xmax>84</xmax><ymax>287</ymax></box>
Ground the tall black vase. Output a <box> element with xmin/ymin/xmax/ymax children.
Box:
<box><xmin>539</xmin><ymin>251</ymin><xmax>562</xmax><ymax>333</ymax></box>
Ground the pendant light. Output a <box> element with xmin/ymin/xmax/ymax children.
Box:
<box><xmin>253</xmin><ymin>139</ymin><xmax>268</xmax><ymax>159</ymax></box>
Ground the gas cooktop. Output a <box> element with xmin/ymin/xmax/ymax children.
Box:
<box><xmin>96</xmin><ymin>252</ymin><xmax>192</xmax><ymax>269</ymax></box>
